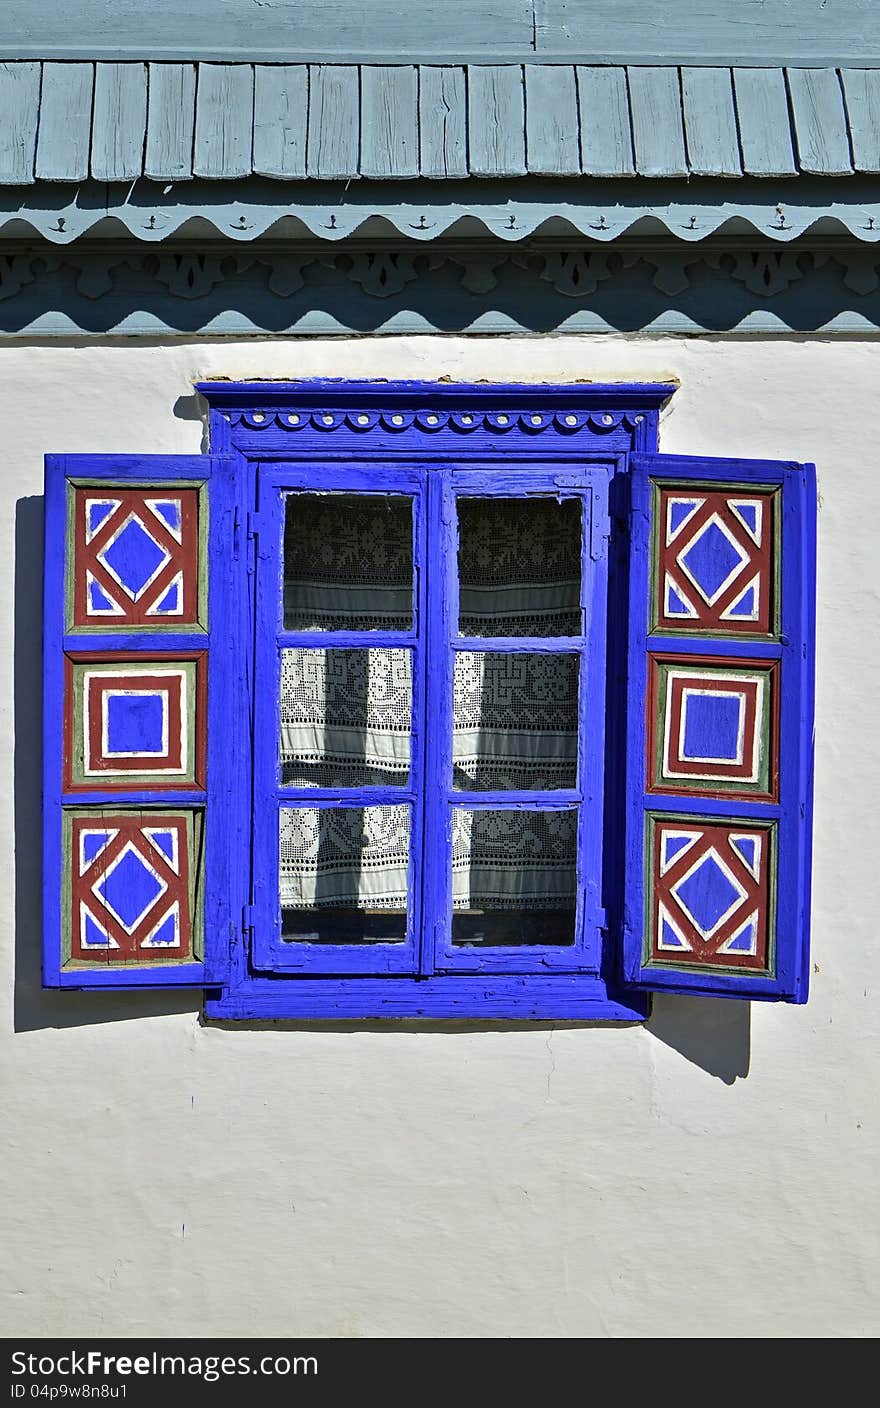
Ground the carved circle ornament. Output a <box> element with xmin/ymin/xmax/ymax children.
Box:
<box><xmin>225</xmin><ymin>408</ymin><xmax>646</xmax><ymax>434</ymax></box>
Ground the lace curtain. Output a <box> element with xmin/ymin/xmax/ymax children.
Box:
<box><xmin>280</xmin><ymin>494</ymin><xmax>581</xmax><ymax>925</ymax></box>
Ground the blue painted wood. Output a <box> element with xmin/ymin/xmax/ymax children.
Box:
<box><xmin>421</xmin><ymin>467</ymin><xmax>452</xmax><ymax>977</ymax></box>
<box><xmin>42</xmin><ymin>451</ymin><xmax>239</xmax><ymax>991</ymax></box>
<box><xmin>278</xmin><ymin>630</ymin><xmax>417</xmax><ymax>650</ymax></box>
<box><xmin>3</xmin><ymin>1</ymin><xmax>880</xmax><ymax>66</ymax></box>
<box><xmin>252</xmin><ymin>65</ymin><xmax>308</xmax><ymax>180</ymax></box>
<box><xmin>360</xmin><ymin>66</ymin><xmax>418</xmax><ymax>179</ymax></box>
<box><xmin>205</xmin><ymin>974</ymin><xmax>649</xmax><ymax>1021</ymax></box>
<box><xmin>647</xmin><ymin>633</ymin><xmax>782</xmax><ymax>657</ymax></box>
<box><xmin>35</xmin><ymin>63</ymin><xmax>93</xmax><ymax>181</ymax></box>
<box><xmin>91</xmin><ymin>62</ymin><xmax>147</xmax><ymax>181</ymax></box>
<box><xmin>628</xmin><ymin>67</ymin><xmax>688</xmax><ymax>178</ymax></box>
<box><xmin>623</xmin><ymin>452</ymin><xmax>815</xmax><ymax>1004</ymax></box>
<box><xmin>525</xmin><ymin>65</ymin><xmax>580</xmax><ymax>177</ymax></box>
<box><xmin>576</xmin><ymin>66</ymin><xmax>634</xmax><ymax>177</ymax></box>
<box><xmin>787</xmin><ymin>67</ymin><xmax>852</xmax><ymax>176</ymax></box>
<box><xmin>426</xmin><ymin>466</ymin><xmax>608</xmax><ymax>978</ymax></box>
<box><xmin>193</xmin><ymin>63</ymin><xmax>254</xmax><ymax>180</ymax></box>
<box><xmin>467</xmin><ymin>65</ymin><xmax>526</xmax><ymax>177</ymax></box>
<box><xmin>145</xmin><ymin>63</ymin><xmax>196</xmax><ymax>180</ymax></box>
<box><xmin>11</xmin><ymin>58</ymin><xmax>880</xmax><ymax>185</ymax></box>
<box><xmin>841</xmin><ymin>69</ymin><xmax>880</xmax><ymax>174</ymax></box>
<box><xmin>198</xmin><ymin>380</ymin><xmax>676</xmax><ymax>415</ymax></box>
<box><xmin>4</xmin><ymin>173</ymin><xmax>878</xmax><ymax>246</ymax></box>
<box><xmin>307</xmin><ymin>65</ymin><xmax>360</xmax><ymax>179</ymax></box>
<box><xmin>733</xmin><ymin>68</ymin><xmax>797</xmax><ymax>176</ymax></box>
<box><xmin>249</xmin><ymin>462</ymin><xmax>427</xmax><ymax>977</ymax></box>
<box><xmin>681</xmin><ymin>67</ymin><xmax>741</xmax><ymax>177</ymax></box>
<box><xmin>418</xmin><ymin>66</ymin><xmax>467</xmax><ymax>179</ymax></box>
<box><xmin>191</xmin><ymin>381</ymin><xmax>676</xmax><ymax>1016</ymax></box>
<box><xmin>0</xmin><ymin>62</ymin><xmax>39</xmax><ymax>184</ymax></box>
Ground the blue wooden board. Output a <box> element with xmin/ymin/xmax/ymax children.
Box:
<box><xmin>35</xmin><ymin>63</ymin><xmax>94</xmax><ymax>182</ymax></box>
<box><xmin>360</xmin><ymin>66</ymin><xmax>419</xmax><ymax>179</ymax></box>
<box><xmin>627</xmin><ymin>68</ymin><xmax>689</xmax><ymax>178</ymax></box>
<box><xmin>681</xmin><ymin>67</ymin><xmax>741</xmax><ymax>177</ymax></box>
<box><xmin>145</xmin><ymin>64</ymin><xmax>196</xmax><ymax>180</ymax></box>
<box><xmin>788</xmin><ymin>67</ymin><xmax>853</xmax><ymax>175</ymax></box>
<box><xmin>90</xmin><ymin>62</ymin><xmax>147</xmax><ymax>181</ymax></box>
<box><xmin>307</xmin><ymin>66</ymin><xmax>360</xmax><ymax>179</ymax></box>
<box><xmin>525</xmin><ymin>65</ymin><xmax>580</xmax><ymax>177</ymax></box>
<box><xmin>419</xmin><ymin>66</ymin><xmax>468</xmax><ymax>179</ymax></box>
<box><xmin>841</xmin><ymin>68</ymin><xmax>880</xmax><ymax>174</ymax></box>
<box><xmin>3</xmin><ymin>60</ymin><xmax>879</xmax><ymax>184</ymax></box>
<box><xmin>577</xmin><ymin>67</ymin><xmax>634</xmax><ymax>177</ymax></box>
<box><xmin>193</xmin><ymin>64</ymin><xmax>254</xmax><ymax>180</ymax></box>
<box><xmin>252</xmin><ymin>66</ymin><xmax>308</xmax><ymax>180</ymax></box>
<box><xmin>732</xmin><ymin>68</ymin><xmax>798</xmax><ymax>176</ymax></box>
<box><xmin>0</xmin><ymin>62</ymin><xmax>39</xmax><ymax>185</ymax></box>
<box><xmin>467</xmin><ymin>66</ymin><xmax>526</xmax><ymax>177</ymax></box>
<box><xmin>2</xmin><ymin>1</ymin><xmax>879</xmax><ymax>65</ymax></box>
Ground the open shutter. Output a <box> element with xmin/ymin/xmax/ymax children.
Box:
<box><xmin>623</xmin><ymin>452</ymin><xmax>816</xmax><ymax>1003</ymax></box>
<box><xmin>42</xmin><ymin>453</ymin><xmax>244</xmax><ymax>989</ymax></box>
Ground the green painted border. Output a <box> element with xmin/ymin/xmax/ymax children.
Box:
<box><xmin>64</xmin><ymin>479</ymin><xmax>209</xmax><ymax>634</ymax></box>
<box><xmin>651</xmin><ymin>657</ymin><xmax>773</xmax><ymax>797</ymax></box>
<box><xmin>649</xmin><ymin>480</ymin><xmax>781</xmax><ymax>641</ymax></box>
<box><xmin>68</xmin><ymin>656</ymin><xmax>200</xmax><ymax>789</ymax></box>
<box><xmin>61</xmin><ymin>806</ymin><xmax>203</xmax><ymax>969</ymax></box>
<box><xmin>642</xmin><ymin>809</ymin><xmax>778</xmax><ymax>978</ymax></box>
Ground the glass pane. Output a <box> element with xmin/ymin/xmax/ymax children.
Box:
<box><xmin>458</xmin><ymin>497</ymin><xmax>582</xmax><ymax>637</ymax></box>
<box><xmin>279</xmin><ymin>805</ymin><xmax>409</xmax><ymax>943</ymax></box>
<box><xmin>451</xmin><ymin>808</ymin><xmax>577</xmax><ymax>946</ymax></box>
<box><xmin>453</xmin><ymin>652</ymin><xmax>579</xmax><ymax>791</ymax></box>
<box><xmin>284</xmin><ymin>493</ymin><xmax>414</xmax><ymax>632</ymax></box>
<box><xmin>280</xmin><ymin>648</ymin><xmax>412</xmax><ymax>788</ymax></box>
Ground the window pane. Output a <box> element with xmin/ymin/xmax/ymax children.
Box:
<box><xmin>279</xmin><ymin>805</ymin><xmax>409</xmax><ymax>942</ymax></box>
<box><xmin>451</xmin><ymin>808</ymin><xmax>577</xmax><ymax>945</ymax></box>
<box><xmin>284</xmin><ymin>493</ymin><xmax>414</xmax><ymax>632</ymax></box>
<box><xmin>458</xmin><ymin>497</ymin><xmax>582</xmax><ymax>637</ymax></box>
<box><xmin>453</xmin><ymin>652</ymin><xmax>579</xmax><ymax>791</ymax></box>
<box><xmin>280</xmin><ymin>648</ymin><xmax>412</xmax><ymax>788</ymax></box>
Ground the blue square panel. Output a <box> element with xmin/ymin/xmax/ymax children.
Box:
<box><xmin>105</xmin><ymin>691</ymin><xmax>166</xmax><ymax>756</ymax></box>
<box><xmin>682</xmin><ymin>691</ymin><xmax>742</xmax><ymax>762</ymax></box>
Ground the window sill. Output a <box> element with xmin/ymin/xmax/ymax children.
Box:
<box><xmin>204</xmin><ymin>974</ymin><xmax>649</xmax><ymax>1022</ymax></box>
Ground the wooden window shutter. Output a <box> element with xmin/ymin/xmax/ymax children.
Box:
<box><xmin>42</xmin><ymin>453</ymin><xmax>245</xmax><ymax>989</ymax></box>
<box><xmin>622</xmin><ymin>452</ymin><xmax>816</xmax><ymax>1002</ymax></box>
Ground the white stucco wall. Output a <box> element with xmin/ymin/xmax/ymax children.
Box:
<box><xmin>2</xmin><ymin>335</ymin><xmax>878</xmax><ymax>1339</ymax></box>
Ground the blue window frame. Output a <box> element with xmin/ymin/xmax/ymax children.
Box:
<box><xmin>42</xmin><ymin>382</ymin><xmax>816</xmax><ymax>1021</ymax></box>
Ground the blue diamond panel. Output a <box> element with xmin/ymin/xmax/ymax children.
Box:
<box><xmin>680</xmin><ymin>522</ymin><xmax>743</xmax><ymax>602</ymax></box>
<box><xmin>101</xmin><ymin>518</ymin><xmax>168</xmax><ymax>598</ymax></box>
<box><xmin>94</xmin><ymin>847</ymin><xmax>164</xmax><ymax>930</ymax></box>
<box><xmin>674</xmin><ymin>855</ymin><xmax>741</xmax><ymax>936</ymax></box>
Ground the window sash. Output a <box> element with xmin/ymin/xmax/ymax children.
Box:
<box><xmin>249</xmin><ymin>460</ymin><xmax>613</xmax><ymax>977</ymax></box>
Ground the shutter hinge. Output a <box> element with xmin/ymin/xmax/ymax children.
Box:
<box><xmin>246</xmin><ymin>510</ymin><xmax>261</xmax><ymax>539</ymax></box>
<box><xmin>242</xmin><ymin>903</ymin><xmax>255</xmax><ymax>936</ymax></box>
<box><xmin>590</xmin><ymin>487</ymin><xmax>610</xmax><ymax>560</ymax></box>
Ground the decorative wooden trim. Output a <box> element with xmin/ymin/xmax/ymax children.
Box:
<box><xmin>5</xmin><ymin>239</ymin><xmax>880</xmax><ymax>335</ymax></box>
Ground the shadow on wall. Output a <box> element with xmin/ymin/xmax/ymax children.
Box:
<box><xmin>647</xmin><ymin>994</ymin><xmax>750</xmax><ymax>1084</ymax></box>
<box><xmin>13</xmin><ymin>493</ymin><xmax>750</xmax><ymax>1080</ymax></box>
